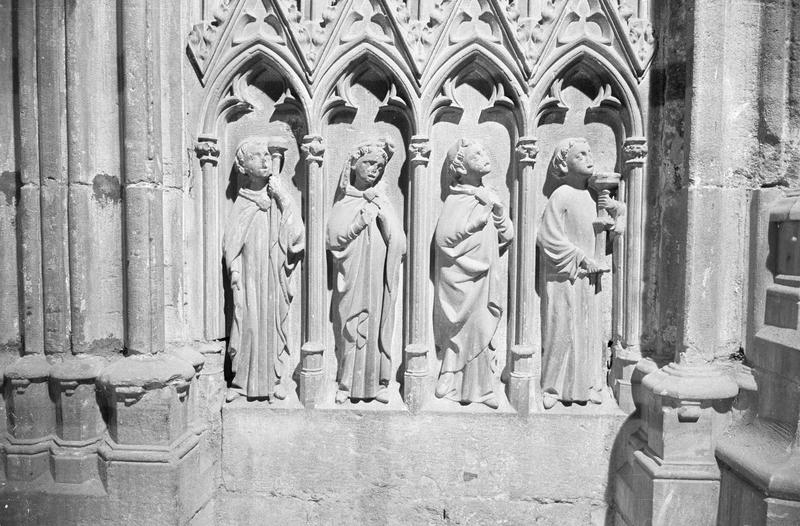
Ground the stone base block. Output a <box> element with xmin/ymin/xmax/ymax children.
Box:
<box><xmin>51</xmin><ymin>445</ymin><xmax>101</xmax><ymax>484</ymax></box>
<box><xmin>615</xmin><ymin>447</ymin><xmax>721</xmax><ymax>525</ymax></box>
<box><xmin>221</xmin><ymin>403</ymin><xmax>627</xmax><ymax>524</ymax></box>
<box><xmin>718</xmin><ymin>463</ymin><xmax>800</xmax><ymax>526</ymax></box>
<box><xmin>5</xmin><ymin>446</ymin><xmax>50</xmax><ymax>482</ymax></box>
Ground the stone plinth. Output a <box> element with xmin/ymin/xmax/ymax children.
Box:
<box><xmin>615</xmin><ymin>363</ymin><xmax>738</xmax><ymax>525</ymax></box>
<box><xmin>50</xmin><ymin>354</ymin><xmax>107</xmax><ymax>484</ymax></box>
<box><xmin>97</xmin><ymin>353</ymin><xmax>194</xmax><ymax>450</ymax></box>
<box><xmin>4</xmin><ymin>355</ymin><xmax>54</xmax><ymax>482</ymax></box>
<box><xmin>219</xmin><ymin>403</ymin><xmax>627</xmax><ymax>525</ymax></box>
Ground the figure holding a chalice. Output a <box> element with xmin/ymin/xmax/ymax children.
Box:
<box><xmin>223</xmin><ymin>137</ymin><xmax>305</xmax><ymax>402</ymax></box>
<box><xmin>537</xmin><ymin>138</ymin><xmax>625</xmax><ymax>410</ymax></box>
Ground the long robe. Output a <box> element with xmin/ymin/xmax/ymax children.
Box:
<box><xmin>223</xmin><ymin>187</ymin><xmax>305</xmax><ymax>399</ymax></box>
<box><xmin>327</xmin><ymin>187</ymin><xmax>406</xmax><ymax>399</ymax></box>
<box><xmin>537</xmin><ymin>183</ymin><xmax>602</xmax><ymax>402</ymax></box>
<box><xmin>433</xmin><ymin>184</ymin><xmax>513</xmax><ymax>404</ymax></box>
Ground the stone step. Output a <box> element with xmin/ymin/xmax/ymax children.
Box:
<box><xmin>218</xmin><ymin>402</ymin><xmax>632</xmax><ymax>525</ymax></box>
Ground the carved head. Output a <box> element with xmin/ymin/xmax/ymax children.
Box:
<box><xmin>234</xmin><ymin>138</ymin><xmax>272</xmax><ymax>180</ymax></box>
<box><xmin>336</xmin><ymin>139</ymin><xmax>395</xmax><ymax>197</ymax></box>
<box><xmin>447</xmin><ymin>139</ymin><xmax>492</xmax><ymax>185</ymax></box>
<box><xmin>547</xmin><ymin>138</ymin><xmax>594</xmax><ymax>182</ymax></box>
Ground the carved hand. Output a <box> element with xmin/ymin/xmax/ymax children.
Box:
<box><xmin>230</xmin><ymin>270</ymin><xmax>241</xmax><ymax>291</ymax></box>
<box><xmin>360</xmin><ymin>201</ymin><xmax>380</xmax><ymax>224</ymax></box>
<box><xmin>581</xmin><ymin>257</ymin><xmax>602</xmax><ymax>274</ymax></box>
<box><xmin>474</xmin><ymin>187</ymin><xmax>500</xmax><ymax>209</ymax></box>
<box><xmin>268</xmin><ymin>177</ymin><xmax>290</xmax><ymax>208</ymax></box>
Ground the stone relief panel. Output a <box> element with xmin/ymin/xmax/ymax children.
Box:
<box><xmin>433</xmin><ymin>138</ymin><xmax>514</xmax><ymax>409</ymax></box>
<box><xmin>322</xmin><ymin>62</ymin><xmax>412</xmax><ymax>407</ymax></box>
<box><xmin>327</xmin><ymin>139</ymin><xmax>406</xmax><ymax>405</ymax></box>
<box><xmin>429</xmin><ymin>63</ymin><xmax>519</xmax><ymax>411</ymax></box>
<box><xmin>537</xmin><ymin>138</ymin><xmax>624</xmax><ymax>409</ymax></box>
<box><xmin>223</xmin><ymin>137</ymin><xmax>305</xmax><ymax>402</ymax></box>
<box><xmin>184</xmin><ymin>0</ymin><xmax>652</xmax><ymax>413</ymax></box>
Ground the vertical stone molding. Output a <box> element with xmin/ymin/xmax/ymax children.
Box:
<box><xmin>36</xmin><ymin>0</ymin><xmax>71</xmax><ymax>355</ymax></box>
<box><xmin>49</xmin><ymin>354</ymin><xmax>106</xmax><ymax>484</ymax></box>
<box><xmin>119</xmin><ymin>0</ymin><xmax>164</xmax><ymax>355</ymax></box>
<box><xmin>616</xmin><ymin>363</ymin><xmax>737</xmax><ymax>525</ymax></box>
<box><xmin>509</xmin><ymin>137</ymin><xmax>539</xmax><ymax>415</ymax></box>
<box><xmin>4</xmin><ymin>355</ymin><xmax>53</xmax><ymax>481</ymax></box>
<box><xmin>15</xmin><ymin>1</ymin><xmax>45</xmax><ymax>356</ymax></box>
<box><xmin>194</xmin><ymin>135</ymin><xmax>222</xmax><ymax>340</ymax></box>
<box><xmin>611</xmin><ymin>136</ymin><xmax>648</xmax><ymax>412</ymax></box>
<box><xmin>300</xmin><ymin>134</ymin><xmax>326</xmax><ymax>408</ymax></box>
<box><xmin>404</xmin><ymin>135</ymin><xmax>431</xmax><ymax>412</ymax></box>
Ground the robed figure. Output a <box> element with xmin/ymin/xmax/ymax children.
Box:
<box><xmin>433</xmin><ymin>139</ymin><xmax>514</xmax><ymax>409</ymax></box>
<box><xmin>537</xmin><ymin>138</ymin><xmax>624</xmax><ymax>409</ymax></box>
<box><xmin>327</xmin><ymin>140</ymin><xmax>406</xmax><ymax>404</ymax></box>
<box><xmin>223</xmin><ymin>137</ymin><xmax>305</xmax><ymax>402</ymax></box>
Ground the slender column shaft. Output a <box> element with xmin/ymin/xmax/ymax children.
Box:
<box><xmin>195</xmin><ymin>136</ymin><xmax>221</xmax><ymax>340</ymax></box>
<box><xmin>120</xmin><ymin>0</ymin><xmax>165</xmax><ymax>355</ymax></box>
<box><xmin>66</xmin><ymin>0</ymin><xmax>123</xmax><ymax>354</ymax></box>
<box><xmin>36</xmin><ymin>0</ymin><xmax>70</xmax><ymax>354</ymax></box>
<box><xmin>299</xmin><ymin>135</ymin><xmax>326</xmax><ymax>407</ymax></box>
<box><xmin>403</xmin><ymin>136</ymin><xmax>431</xmax><ymax>412</ymax></box>
<box><xmin>15</xmin><ymin>2</ymin><xmax>45</xmax><ymax>355</ymax></box>
<box><xmin>509</xmin><ymin>137</ymin><xmax>539</xmax><ymax>414</ymax></box>
<box><xmin>622</xmin><ymin>138</ymin><xmax>647</xmax><ymax>351</ymax></box>
<box><xmin>301</xmin><ymin>135</ymin><xmax>326</xmax><ymax>347</ymax></box>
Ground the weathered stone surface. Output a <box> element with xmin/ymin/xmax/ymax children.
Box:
<box><xmin>221</xmin><ymin>404</ymin><xmax>626</xmax><ymax>523</ymax></box>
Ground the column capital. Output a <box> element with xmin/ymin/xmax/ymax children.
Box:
<box><xmin>515</xmin><ymin>136</ymin><xmax>539</xmax><ymax>165</ymax></box>
<box><xmin>409</xmin><ymin>135</ymin><xmax>431</xmax><ymax>166</ymax></box>
<box><xmin>623</xmin><ymin>137</ymin><xmax>648</xmax><ymax>167</ymax></box>
<box><xmin>194</xmin><ymin>135</ymin><xmax>220</xmax><ymax>166</ymax></box>
<box><xmin>301</xmin><ymin>134</ymin><xmax>325</xmax><ymax>164</ymax></box>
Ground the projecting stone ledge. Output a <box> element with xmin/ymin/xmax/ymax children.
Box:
<box><xmin>219</xmin><ymin>403</ymin><xmax>631</xmax><ymax>525</ymax></box>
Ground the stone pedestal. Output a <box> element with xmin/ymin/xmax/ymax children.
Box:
<box><xmin>299</xmin><ymin>342</ymin><xmax>325</xmax><ymax>408</ymax></box>
<box><xmin>508</xmin><ymin>344</ymin><xmax>535</xmax><ymax>415</ymax></box>
<box><xmin>4</xmin><ymin>355</ymin><xmax>53</xmax><ymax>482</ymax></box>
<box><xmin>402</xmin><ymin>344</ymin><xmax>428</xmax><ymax>413</ymax></box>
<box><xmin>50</xmin><ymin>354</ymin><xmax>106</xmax><ymax>484</ymax></box>
<box><xmin>615</xmin><ymin>362</ymin><xmax>738</xmax><ymax>525</ymax></box>
<box><xmin>97</xmin><ymin>354</ymin><xmax>195</xmax><ymax>455</ymax></box>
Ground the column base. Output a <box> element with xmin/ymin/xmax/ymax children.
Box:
<box><xmin>403</xmin><ymin>344</ymin><xmax>429</xmax><ymax>413</ymax></box>
<box><xmin>609</xmin><ymin>344</ymin><xmax>642</xmax><ymax>413</ymax></box>
<box><xmin>299</xmin><ymin>342</ymin><xmax>325</xmax><ymax>408</ymax></box>
<box><xmin>507</xmin><ymin>344</ymin><xmax>536</xmax><ymax>415</ymax></box>
<box><xmin>615</xmin><ymin>362</ymin><xmax>738</xmax><ymax>526</ymax></box>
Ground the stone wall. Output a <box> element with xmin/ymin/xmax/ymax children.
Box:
<box><xmin>0</xmin><ymin>0</ymin><xmax>799</xmax><ymax>525</ymax></box>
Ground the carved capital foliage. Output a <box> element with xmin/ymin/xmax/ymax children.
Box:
<box><xmin>195</xmin><ymin>136</ymin><xmax>220</xmax><ymax>166</ymax></box>
<box><xmin>301</xmin><ymin>134</ymin><xmax>325</xmax><ymax>164</ymax></box>
<box><xmin>623</xmin><ymin>137</ymin><xmax>648</xmax><ymax>167</ymax></box>
<box><xmin>515</xmin><ymin>137</ymin><xmax>539</xmax><ymax>165</ymax></box>
<box><xmin>409</xmin><ymin>136</ymin><xmax>431</xmax><ymax>166</ymax></box>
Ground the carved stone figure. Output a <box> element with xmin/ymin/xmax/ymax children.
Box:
<box><xmin>537</xmin><ymin>138</ymin><xmax>625</xmax><ymax>410</ymax></box>
<box><xmin>327</xmin><ymin>139</ymin><xmax>406</xmax><ymax>404</ymax></box>
<box><xmin>433</xmin><ymin>139</ymin><xmax>514</xmax><ymax>409</ymax></box>
<box><xmin>223</xmin><ymin>137</ymin><xmax>305</xmax><ymax>402</ymax></box>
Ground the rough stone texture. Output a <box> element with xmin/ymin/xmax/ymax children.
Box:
<box><xmin>220</xmin><ymin>404</ymin><xmax>627</xmax><ymax>525</ymax></box>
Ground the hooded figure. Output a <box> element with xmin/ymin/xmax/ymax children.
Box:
<box><xmin>327</xmin><ymin>139</ymin><xmax>406</xmax><ymax>404</ymax></box>
<box><xmin>433</xmin><ymin>138</ymin><xmax>513</xmax><ymax>409</ymax></box>
<box><xmin>223</xmin><ymin>137</ymin><xmax>305</xmax><ymax>402</ymax></box>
